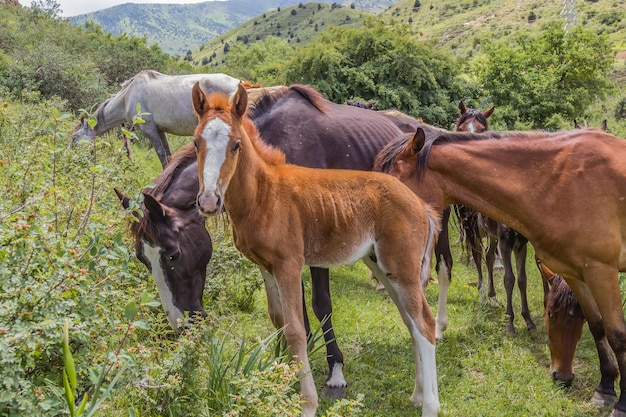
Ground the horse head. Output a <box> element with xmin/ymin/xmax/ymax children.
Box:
<box><xmin>345</xmin><ymin>99</ymin><xmax>377</xmax><ymax>110</ymax></box>
<box><xmin>115</xmin><ymin>188</ymin><xmax>212</xmax><ymax>331</ymax></box>
<box><xmin>71</xmin><ymin>115</ymin><xmax>96</xmax><ymax>143</ymax></box>
<box><xmin>456</xmin><ymin>101</ymin><xmax>494</xmax><ymax>133</ymax></box>
<box><xmin>537</xmin><ymin>259</ymin><xmax>585</xmax><ymax>387</ymax></box>
<box><xmin>192</xmin><ymin>81</ymin><xmax>248</xmax><ymax>216</ymax></box>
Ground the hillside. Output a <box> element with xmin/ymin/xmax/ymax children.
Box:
<box><xmin>382</xmin><ymin>0</ymin><xmax>626</xmax><ymax>59</ymax></box>
<box><xmin>194</xmin><ymin>2</ymin><xmax>371</xmax><ymax>67</ymax></box>
<box><xmin>68</xmin><ymin>0</ymin><xmax>395</xmax><ymax>56</ymax></box>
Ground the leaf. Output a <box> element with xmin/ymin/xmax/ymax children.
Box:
<box><xmin>77</xmin><ymin>393</ymin><xmax>88</xmax><ymax>415</ymax></box>
<box><xmin>132</xmin><ymin>320</ymin><xmax>150</xmax><ymax>330</ymax></box>
<box><xmin>62</xmin><ymin>321</ymin><xmax>77</xmax><ymax>392</ymax></box>
<box><xmin>125</xmin><ymin>301</ymin><xmax>138</xmax><ymax>320</ymax></box>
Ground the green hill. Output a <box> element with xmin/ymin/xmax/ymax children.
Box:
<box><xmin>193</xmin><ymin>2</ymin><xmax>371</xmax><ymax>67</ymax></box>
<box><xmin>382</xmin><ymin>0</ymin><xmax>626</xmax><ymax>59</ymax></box>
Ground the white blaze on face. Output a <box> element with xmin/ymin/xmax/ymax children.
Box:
<box><xmin>141</xmin><ymin>240</ymin><xmax>183</xmax><ymax>331</ymax></box>
<box><xmin>199</xmin><ymin>118</ymin><xmax>231</xmax><ymax>199</ymax></box>
<box><xmin>467</xmin><ymin>120</ymin><xmax>477</xmax><ymax>133</ymax></box>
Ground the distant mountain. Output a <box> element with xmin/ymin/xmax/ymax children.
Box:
<box><xmin>195</xmin><ymin>2</ymin><xmax>372</xmax><ymax>67</ymax></box>
<box><xmin>68</xmin><ymin>0</ymin><xmax>396</xmax><ymax>56</ymax></box>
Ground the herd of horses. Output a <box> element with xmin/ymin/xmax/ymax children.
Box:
<box><xmin>72</xmin><ymin>70</ymin><xmax>626</xmax><ymax>417</ymax></box>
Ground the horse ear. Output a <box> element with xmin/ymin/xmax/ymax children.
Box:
<box><xmin>114</xmin><ymin>188</ymin><xmax>131</xmax><ymax>209</ymax></box>
<box><xmin>536</xmin><ymin>259</ymin><xmax>557</xmax><ymax>286</ymax></box>
<box><xmin>191</xmin><ymin>81</ymin><xmax>209</xmax><ymax>118</ymax></box>
<box><xmin>411</xmin><ymin>128</ymin><xmax>427</xmax><ymax>154</ymax></box>
<box><xmin>574</xmin><ymin>119</ymin><xmax>581</xmax><ymax>129</ymax></box>
<box><xmin>345</xmin><ymin>99</ymin><xmax>352</xmax><ymax>105</ymax></box>
<box><xmin>483</xmin><ymin>106</ymin><xmax>495</xmax><ymax>119</ymax></box>
<box><xmin>370</xmin><ymin>100</ymin><xmax>378</xmax><ymax>109</ymax></box>
<box><xmin>458</xmin><ymin>101</ymin><xmax>467</xmax><ymax>115</ymax></box>
<box><xmin>143</xmin><ymin>193</ymin><xmax>166</xmax><ymax>220</ymax></box>
<box><xmin>232</xmin><ymin>83</ymin><xmax>248</xmax><ymax>119</ymax></box>
<box><xmin>600</xmin><ymin>119</ymin><xmax>607</xmax><ymax>131</ymax></box>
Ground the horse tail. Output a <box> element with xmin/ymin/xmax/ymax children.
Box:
<box><xmin>421</xmin><ymin>204</ymin><xmax>442</xmax><ymax>290</ymax></box>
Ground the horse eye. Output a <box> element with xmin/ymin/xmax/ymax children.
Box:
<box><xmin>232</xmin><ymin>141</ymin><xmax>241</xmax><ymax>153</ymax></box>
<box><xmin>165</xmin><ymin>251</ymin><xmax>180</xmax><ymax>262</ymax></box>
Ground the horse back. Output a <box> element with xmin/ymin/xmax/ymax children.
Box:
<box><xmin>251</xmin><ymin>89</ymin><xmax>404</xmax><ymax>171</ymax></box>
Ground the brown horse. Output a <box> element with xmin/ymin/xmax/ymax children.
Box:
<box><xmin>192</xmin><ymin>83</ymin><xmax>441</xmax><ymax>417</ymax></box>
<box><xmin>537</xmin><ymin>259</ymin><xmax>585</xmax><ymax>387</ymax></box>
<box><xmin>375</xmin><ymin>126</ymin><xmax>626</xmax><ymax>416</ymax></box>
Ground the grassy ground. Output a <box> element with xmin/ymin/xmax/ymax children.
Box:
<box><xmin>221</xmin><ymin>226</ymin><xmax>607</xmax><ymax>417</ymax></box>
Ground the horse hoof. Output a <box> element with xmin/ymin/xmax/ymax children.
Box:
<box><xmin>323</xmin><ymin>385</ymin><xmax>347</xmax><ymax>399</ymax></box>
<box><xmin>505</xmin><ymin>323</ymin><xmax>516</xmax><ymax>334</ymax></box>
<box><xmin>591</xmin><ymin>390</ymin><xmax>617</xmax><ymax>408</ymax></box>
<box><xmin>489</xmin><ymin>297</ymin><xmax>499</xmax><ymax>308</ymax></box>
<box><xmin>609</xmin><ymin>408</ymin><xmax>626</xmax><ymax>417</ymax></box>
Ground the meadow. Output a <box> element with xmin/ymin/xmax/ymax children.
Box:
<box><xmin>0</xmin><ymin>96</ymin><xmax>617</xmax><ymax>417</ymax></box>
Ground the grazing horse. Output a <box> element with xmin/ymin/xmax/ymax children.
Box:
<box><xmin>375</xmin><ymin>126</ymin><xmax>626</xmax><ymax>416</ymax></box>
<box><xmin>114</xmin><ymin>143</ymin><xmax>212</xmax><ymax>330</ymax></box>
<box><xmin>536</xmin><ymin>259</ymin><xmax>585</xmax><ymax>387</ymax></box>
<box><xmin>71</xmin><ymin>70</ymin><xmax>241</xmax><ymax>168</ymax></box>
<box><xmin>192</xmin><ymin>83</ymin><xmax>441</xmax><ymax>417</ymax></box>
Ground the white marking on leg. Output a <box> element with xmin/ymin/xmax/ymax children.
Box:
<box><xmin>142</xmin><ymin>240</ymin><xmax>183</xmax><ymax>331</ymax></box>
<box><xmin>410</xmin><ymin>328</ymin><xmax>440</xmax><ymax>417</ymax></box>
<box><xmin>326</xmin><ymin>362</ymin><xmax>347</xmax><ymax>388</ymax></box>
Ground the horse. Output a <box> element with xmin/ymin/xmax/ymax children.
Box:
<box><xmin>192</xmin><ymin>82</ymin><xmax>441</xmax><ymax>417</ymax></box>
<box><xmin>536</xmin><ymin>259</ymin><xmax>585</xmax><ymax>387</ymax></box>
<box><xmin>114</xmin><ymin>142</ymin><xmax>212</xmax><ymax>331</ymax></box>
<box><xmin>374</xmin><ymin>125</ymin><xmax>626</xmax><ymax>416</ymax></box>
<box><xmin>71</xmin><ymin>70</ymin><xmax>241</xmax><ymax>168</ymax></box>
<box><xmin>454</xmin><ymin>102</ymin><xmax>537</xmax><ymax>334</ymax></box>
<box><xmin>345</xmin><ymin>98</ymin><xmax>378</xmax><ymax>109</ymax></box>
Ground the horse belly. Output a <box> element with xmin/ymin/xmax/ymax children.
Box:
<box><xmin>304</xmin><ymin>234</ymin><xmax>374</xmax><ymax>268</ymax></box>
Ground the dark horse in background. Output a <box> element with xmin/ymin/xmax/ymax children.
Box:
<box><xmin>454</xmin><ymin>101</ymin><xmax>538</xmax><ymax>334</ymax></box>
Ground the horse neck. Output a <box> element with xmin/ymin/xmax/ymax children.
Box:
<box><xmin>93</xmin><ymin>90</ymin><xmax>131</xmax><ymax>136</ymax></box>
<box><xmin>424</xmin><ymin>139</ymin><xmax>552</xmax><ymax>236</ymax></box>
<box><xmin>223</xmin><ymin>126</ymin><xmax>275</xmax><ymax>220</ymax></box>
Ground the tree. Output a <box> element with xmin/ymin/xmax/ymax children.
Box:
<box><xmin>283</xmin><ymin>17</ymin><xmax>471</xmax><ymax>127</ymax></box>
<box><xmin>475</xmin><ymin>23</ymin><xmax>614</xmax><ymax>129</ymax></box>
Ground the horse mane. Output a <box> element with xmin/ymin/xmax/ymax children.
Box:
<box><xmin>415</xmin><ymin>130</ymin><xmax>555</xmax><ymax>178</ymax></box>
<box><xmin>248</xmin><ymin>84</ymin><xmax>327</xmax><ymax>119</ymax></box>
<box><xmin>242</xmin><ymin>117</ymin><xmax>286</xmax><ymax>165</ymax></box>
<box><xmin>547</xmin><ymin>274</ymin><xmax>583</xmax><ymax>316</ymax></box>
<box><xmin>130</xmin><ymin>142</ymin><xmax>196</xmax><ymax>244</ymax></box>
<box><xmin>373</xmin><ymin>132</ymin><xmax>413</xmax><ymax>174</ymax></box>
<box><xmin>147</xmin><ymin>142</ymin><xmax>196</xmax><ymax>199</ymax></box>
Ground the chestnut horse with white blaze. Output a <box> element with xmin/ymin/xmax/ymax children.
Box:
<box><xmin>191</xmin><ymin>82</ymin><xmax>441</xmax><ymax>417</ymax></box>
<box><xmin>375</xmin><ymin>126</ymin><xmax>626</xmax><ymax>417</ymax></box>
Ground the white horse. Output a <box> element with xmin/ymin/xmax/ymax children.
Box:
<box><xmin>71</xmin><ymin>70</ymin><xmax>241</xmax><ymax>168</ymax></box>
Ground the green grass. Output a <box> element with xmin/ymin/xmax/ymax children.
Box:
<box><xmin>212</xmin><ymin>228</ymin><xmax>606</xmax><ymax>416</ymax></box>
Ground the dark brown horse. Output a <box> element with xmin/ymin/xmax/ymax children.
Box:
<box><xmin>454</xmin><ymin>102</ymin><xmax>536</xmax><ymax>334</ymax></box>
<box><xmin>375</xmin><ymin>126</ymin><xmax>626</xmax><ymax>416</ymax></box>
<box><xmin>115</xmin><ymin>143</ymin><xmax>212</xmax><ymax>330</ymax></box>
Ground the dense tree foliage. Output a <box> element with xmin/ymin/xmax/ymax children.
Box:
<box><xmin>474</xmin><ymin>24</ymin><xmax>614</xmax><ymax>130</ymax></box>
<box><xmin>0</xmin><ymin>4</ymin><xmax>190</xmax><ymax>111</ymax></box>
<box><xmin>282</xmin><ymin>17</ymin><xmax>474</xmax><ymax>127</ymax></box>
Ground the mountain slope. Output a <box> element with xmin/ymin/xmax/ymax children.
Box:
<box><xmin>68</xmin><ymin>0</ymin><xmax>395</xmax><ymax>56</ymax></box>
<box><xmin>194</xmin><ymin>2</ymin><xmax>372</xmax><ymax>67</ymax></box>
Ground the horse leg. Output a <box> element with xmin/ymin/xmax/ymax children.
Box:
<box><xmin>273</xmin><ymin>262</ymin><xmax>318</xmax><ymax>417</ymax></box>
<box><xmin>434</xmin><ymin>206</ymin><xmax>453</xmax><ymax>340</ymax></box>
<box><xmin>139</xmin><ymin>123</ymin><xmax>170</xmax><ymax>168</ymax></box>
<box><xmin>309</xmin><ymin>266</ymin><xmax>347</xmax><ymax>393</ymax></box>
<box><xmin>514</xmin><ymin>238</ymin><xmax>536</xmax><ymax>331</ymax></box>
<box><xmin>363</xmin><ymin>255</ymin><xmax>439</xmax><ymax>417</ymax></box>
<box><xmin>565</xmin><ymin>276</ymin><xmax>618</xmax><ymax>407</ymax></box>
<box><xmin>484</xmin><ymin>231</ymin><xmax>499</xmax><ymax>307</ymax></box>
<box><xmin>497</xmin><ymin>234</ymin><xmax>516</xmax><ymax>334</ymax></box>
<box><xmin>158</xmin><ymin>131</ymin><xmax>172</xmax><ymax>162</ymax></box>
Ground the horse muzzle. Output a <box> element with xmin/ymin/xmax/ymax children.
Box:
<box><xmin>196</xmin><ymin>191</ymin><xmax>222</xmax><ymax>215</ymax></box>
